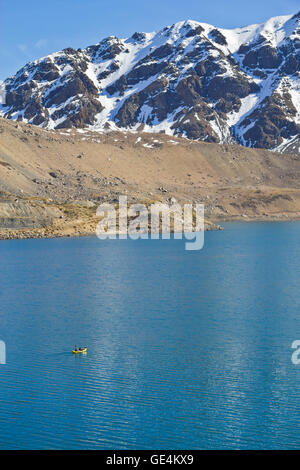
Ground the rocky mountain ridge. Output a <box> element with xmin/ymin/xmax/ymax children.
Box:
<box><xmin>1</xmin><ymin>12</ymin><xmax>300</xmax><ymax>153</ymax></box>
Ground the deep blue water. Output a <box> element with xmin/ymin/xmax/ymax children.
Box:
<box><xmin>0</xmin><ymin>222</ymin><xmax>300</xmax><ymax>449</ymax></box>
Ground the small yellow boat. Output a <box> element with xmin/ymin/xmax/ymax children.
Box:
<box><xmin>72</xmin><ymin>347</ymin><xmax>87</xmax><ymax>354</ymax></box>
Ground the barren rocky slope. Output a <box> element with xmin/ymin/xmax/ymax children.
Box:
<box><xmin>1</xmin><ymin>117</ymin><xmax>300</xmax><ymax>239</ymax></box>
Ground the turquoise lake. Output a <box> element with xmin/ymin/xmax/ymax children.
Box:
<box><xmin>0</xmin><ymin>222</ymin><xmax>300</xmax><ymax>449</ymax></box>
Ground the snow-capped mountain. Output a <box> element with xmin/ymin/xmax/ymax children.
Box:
<box><xmin>1</xmin><ymin>12</ymin><xmax>300</xmax><ymax>153</ymax></box>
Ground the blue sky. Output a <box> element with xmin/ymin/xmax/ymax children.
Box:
<box><xmin>1</xmin><ymin>0</ymin><xmax>299</xmax><ymax>80</ymax></box>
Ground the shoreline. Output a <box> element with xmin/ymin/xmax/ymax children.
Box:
<box><xmin>214</xmin><ymin>215</ymin><xmax>300</xmax><ymax>223</ymax></box>
<box><xmin>0</xmin><ymin>224</ymin><xmax>221</xmax><ymax>241</ymax></box>
<box><xmin>2</xmin><ymin>215</ymin><xmax>300</xmax><ymax>241</ymax></box>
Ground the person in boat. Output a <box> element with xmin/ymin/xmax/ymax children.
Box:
<box><xmin>74</xmin><ymin>345</ymin><xmax>78</xmax><ymax>351</ymax></box>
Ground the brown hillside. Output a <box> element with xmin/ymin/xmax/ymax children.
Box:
<box><xmin>1</xmin><ymin>117</ymin><xmax>300</xmax><ymax>239</ymax></box>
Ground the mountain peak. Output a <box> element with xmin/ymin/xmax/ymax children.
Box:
<box><xmin>1</xmin><ymin>12</ymin><xmax>300</xmax><ymax>154</ymax></box>
<box><xmin>292</xmin><ymin>11</ymin><xmax>300</xmax><ymax>20</ymax></box>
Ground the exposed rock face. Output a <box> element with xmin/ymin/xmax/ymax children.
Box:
<box><xmin>238</xmin><ymin>93</ymin><xmax>299</xmax><ymax>149</ymax></box>
<box><xmin>3</xmin><ymin>49</ymin><xmax>103</xmax><ymax>129</ymax></box>
<box><xmin>0</xmin><ymin>199</ymin><xmax>61</xmax><ymax>229</ymax></box>
<box><xmin>1</xmin><ymin>13</ymin><xmax>300</xmax><ymax>153</ymax></box>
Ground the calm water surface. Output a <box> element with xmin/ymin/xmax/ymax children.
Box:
<box><xmin>0</xmin><ymin>222</ymin><xmax>300</xmax><ymax>449</ymax></box>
